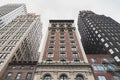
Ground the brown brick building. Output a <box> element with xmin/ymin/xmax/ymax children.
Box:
<box><xmin>2</xmin><ymin>61</ymin><xmax>37</xmax><ymax>80</ymax></box>
<box><xmin>87</xmin><ymin>54</ymin><xmax>120</xmax><ymax>80</ymax></box>
<box><xmin>34</xmin><ymin>20</ymin><xmax>95</xmax><ymax>80</ymax></box>
<box><xmin>42</xmin><ymin>20</ymin><xmax>84</xmax><ymax>62</ymax></box>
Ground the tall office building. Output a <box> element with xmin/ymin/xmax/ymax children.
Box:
<box><xmin>78</xmin><ymin>11</ymin><xmax>120</xmax><ymax>64</ymax></box>
<box><xmin>34</xmin><ymin>20</ymin><xmax>95</xmax><ymax>80</ymax></box>
<box><xmin>0</xmin><ymin>4</ymin><xmax>27</xmax><ymax>28</ymax></box>
<box><xmin>78</xmin><ymin>11</ymin><xmax>120</xmax><ymax>80</ymax></box>
<box><xmin>0</xmin><ymin>13</ymin><xmax>42</xmax><ymax>78</ymax></box>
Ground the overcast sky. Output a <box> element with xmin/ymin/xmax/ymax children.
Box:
<box><xmin>1</xmin><ymin>0</ymin><xmax>120</xmax><ymax>51</ymax></box>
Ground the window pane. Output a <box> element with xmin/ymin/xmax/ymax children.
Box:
<box><xmin>48</xmin><ymin>52</ymin><xmax>53</xmax><ymax>57</ymax></box>
<box><xmin>93</xmin><ymin>65</ymin><xmax>105</xmax><ymax>71</ymax></box>
<box><xmin>91</xmin><ymin>58</ymin><xmax>97</xmax><ymax>63</ymax></box>
<box><xmin>60</xmin><ymin>53</ymin><xmax>66</xmax><ymax>58</ymax></box>
<box><xmin>16</xmin><ymin>73</ymin><xmax>22</xmax><ymax>80</ymax></box>
<box><xmin>26</xmin><ymin>73</ymin><xmax>32</xmax><ymax>80</ymax></box>
<box><xmin>5</xmin><ymin>72</ymin><xmax>12</xmax><ymax>79</ymax></box>
<box><xmin>60</xmin><ymin>60</ymin><xmax>66</xmax><ymax>64</ymax></box>
<box><xmin>113</xmin><ymin>76</ymin><xmax>120</xmax><ymax>80</ymax></box>
<box><xmin>98</xmin><ymin>76</ymin><xmax>106</xmax><ymax>80</ymax></box>
<box><xmin>73</xmin><ymin>52</ymin><xmax>78</xmax><ymax>58</ymax></box>
<box><xmin>44</xmin><ymin>75</ymin><xmax>51</xmax><ymax>80</ymax></box>
<box><xmin>46</xmin><ymin>60</ymin><xmax>52</xmax><ymax>64</ymax></box>
<box><xmin>74</xmin><ymin>60</ymin><xmax>80</xmax><ymax>63</ymax></box>
<box><xmin>60</xmin><ymin>75</ymin><xmax>67</xmax><ymax>80</ymax></box>
<box><xmin>76</xmin><ymin>76</ymin><xmax>84</xmax><ymax>80</ymax></box>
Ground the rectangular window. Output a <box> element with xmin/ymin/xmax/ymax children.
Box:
<box><xmin>51</xmin><ymin>29</ymin><xmax>56</xmax><ymax>32</ymax></box>
<box><xmin>98</xmin><ymin>76</ymin><xmax>106</xmax><ymax>80</ymax></box>
<box><xmin>50</xmin><ymin>37</ymin><xmax>54</xmax><ymax>40</ymax></box>
<box><xmin>70</xmin><ymin>38</ymin><xmax>74</xmax><ymax>41</ymax></box>
<box><xmin>74</xmin><ymin>59</ymin><xmax>80</xmax><ymax>63</ymax></box>
<box><xmin>60</xmin><ymin>53</ymin><xmax>66</xmax><ymax>58</ymax></box>
<box><xmin>71</xmin><ymin>46</ymin><xmax>77</xmax><ymax>51</ymax></box>
<box><xmin>60</xmin><ymin>41</ymin><xmax>65</xmax><ymax>45</ymax></box>
<box><xmin>109</xmin><ymin>49</ymin><xmax>114</xmax><ymax>54</ymax></box>
<box><xmin>68</xmin><ymin>29</ymin><xmax>73</xmax><ymax>32</ymax></box>
<box><xmin>0</xmin><ymin>53</ymin><xmax>7</xmax><ymax>59</ymax></box>
<box><xmin>109</xmin><ymin>42</ymin><xmax>113</xmax><ymax>45</ymax></box>
<box><xmin>16</xmin><ymin>73</ymin><xmax>22</xmax><ymax>80</ymax></box>
<box><xmin>60</xmin><ymin>33</ymin><xmax>64</xmax><ymax>36</ymax></box>
<box><xmin>46</xmin><ymin>60</ymin><xmax>52</xmax><ymax>64</ymax></box>
<box><xmin>0</xmin><ymin>53</ymin><xmax>2</xmax><ymax>58</ymax></box>
<box><xmin>26</xmin><ymin>73</ymin><xmax>32</xmax><ymax>80</ymax></box>
<box><xmin>71</xmin><ymin>41</ymin><xmax>75</xmax><ymax>45</ymax></box>
<box><xmin>72</xmin><ymin>52</ymin><xmax>79</xmax><ymax>58</ymax></box>
<box><xmin>113</xmin><ymin>76</ymin><xmax>120</xmax><ymax>80</ymax></box>
<box><xmin>60</xmin><ymin>29</ymin><xmax>64</xmax><ymax>32</ymax></box>
<box><xmin>48</xmin><ymin>46</ymin><xmax>54</xmax><ymax>50</ymax></box>
<box><xmin>47</xmin><ymin>52</ymin><xmax>53</xmax><ymax>57</ymax></box>
<box><xmin>60</xmin><ymin>60</ymin><xmax>66</xmax><ymax>64</ymax></box>
<box><xmin>8</xmin><ymin>40</ymin><xmax>18</xmax><ymax>45</ymax></box>
<box><xmin>50</xmin><ymin>41</ymin><xmax>54</xmax><ymax>45</ymax></box>
<box><xmin>60</xmin><ymin>46</ymin><xmax>66</xmax><ymax>51</ymax></box>
<box><xmin>114</xmin><ymin>56</ymin><xmax>120</xmax><ymax>62</ymax></box>
<box><xmin>69</xmin><ymin>33</ymin><xmax>73</xmax><ymax>36</ymax></box>
<box><xmin>116</xmin><ymin>42</ymin><xmax>120</xmax><ymax>46</ymax></box>
<box><xmin>107</xmin><ymin>65</ymin><xmax>115</xmax><ymax>71</ymax></box>
<box><xmin>0</xmin><ymin>61</ymin><xmax>4</xmax><ymax>66</ymax></box>
<box><xmin>101</xmin><ymin>38</ymin><xmax>105</xmax><ymax>42</ymax></box>
<box><xmin>60</xmin><ymin>36</ymin><xmax>64</xmax><ymax>40</ymax></box>
<box><xmin>93</xmin><ymin>65</ymin><xmax>105</xmax><ymax>71</ymax></box>
<box><xmin>2</xmin><ymin>46</ymin><xmax>14</xmax><ymax>51</ymax></box>
<box><xmin>0</xmin><ymin>40</ymin><xmax>6</xmax><ymax>45</ymax></box>
<box><xmin>51</xmin><ymin>32</ymin><xmax>55</xmax><ymax>35</ymax></box>
<box><xmin>5</xmin><ymin>72</ymin><xmax>12</xmax><ymax>79</ymax></box>
<box><xmin>104</xmin><ymin>43</ymin><xmax>109</xmax><ymax>48</ymax></box>
<box><xmin>114</xmin><ymin>48</ymin><xmax>119</xmax><ymax>52</ymax></box>
<box><xmin>91</xmin><ymin>58</ymin><xmax>97</xmax><ymax>63</ymax></box>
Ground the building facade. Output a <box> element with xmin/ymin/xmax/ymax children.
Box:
<box><xmin>0</xmin><ymin>4</ymin><xmax>27</xmax><ymax>28</ymax></box>
<box><xmin>78</xmin><ymin>11</ymin><xmax>120</xmax><ymax>64</ymax></box>
<box><xmin>87</xmin><ymin>54</ymin><xmax>120</xmax><ymax>80</ymax></box>
<box><xmin>0</xmin><ymin>13</ymin><xmax>42</xmax><ymax>78</ymax></box>
<box><xmin>34</xmin><ymin>20</ymin><xmax>95</xmax><ymax>80</ymax></box>
<box><xmin>2</xmin><ymin>61</ymin><xmax>37</xmax><ymax>80</ymax></box>
<box><xmin>78</xmin><ymin>11</ymin><xmax>120</xmax><ymax>80</ymax></box>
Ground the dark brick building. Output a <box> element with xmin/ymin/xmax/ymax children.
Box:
<box><xmin>78</xmin><ymin>11</ymin><xmax>120</xmax><ymax>64</ymax></box>
<box><xmin>78</xmin><ymin>11</ymin><xmax>120</xmax><ymax>80</ymax></box>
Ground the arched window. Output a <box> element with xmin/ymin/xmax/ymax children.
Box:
<box><xmin>60</xmin><ymin>75</ymin><xmax>68</xmax><ymax>80</ymax></box>
<box><xmin>44</xmin><ymin>74</ymin><xmax>52</xmax><ymax>80</ymax></box>
<box><xmin>76</xmin><ymin>75</ymin><xmax>84</xmax><ymax>80</ymax></box>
